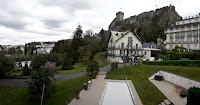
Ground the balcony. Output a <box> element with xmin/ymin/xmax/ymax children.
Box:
<box><xmin>107</xmin><ymin>53</ymin><xmax>145</xmax><ymax>57</ymax></box>
<box><xmin>108</xmin><ymin>46</ymin><xmax>143</xmax><ymax>50</ymax></box>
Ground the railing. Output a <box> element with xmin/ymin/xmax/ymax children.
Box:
<box><xmin>166</xmin><ymin>40</ymin><xmax>199</xmax><ymax>44</ymax></box>
<box><xmin>108</xmin><ymin>46</ymin><xmax>143</xmax><ymax>50</ymax></box>
<box><xmin>107</xmin><ymin>53</ymin><xmax>144</xmax><ymax>57</ymax></box>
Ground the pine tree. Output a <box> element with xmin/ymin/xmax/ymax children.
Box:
<box><xmin>70</xmin><ymin>24</ymin><xmax>83</xmax><ymax>62</ymax></box>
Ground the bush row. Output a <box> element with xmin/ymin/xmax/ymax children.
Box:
<box><xmin>170</xmin><ymin>52</ymin><xmax>200</xmax><ymax>60</ymax></box>
<box><xmin>143</xmin><ymin>60</ymin><xmax>200</xmax><ymax>67</ymax></box>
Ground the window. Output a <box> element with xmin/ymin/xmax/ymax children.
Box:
<box><xmin>136</xmin><ymin>44</ymin><xmax>138</xmax><ymax>49</ymax></box>
<box><xmin>121</xmin><ymin>43</ymin><xmax>124</xmax><ymax>49</ymax></box>
<box><xmin>170</xmin><ymin>45</ymin><xmax>173</xmax><ymax>50</ymax></box>
<box><xmin>187</xmin><ymin>45</ymin><xmax>190</xmax><ymax>49</ymax></box>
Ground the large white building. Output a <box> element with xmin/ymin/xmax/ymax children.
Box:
<box><xmin>36</xmin><ymin>42</ymin><xmax>55</xmax><ymax>54</ymax></box>
<box><xmin>164</xmin><ymin>14</ymin><xmax>200</xmax><ymax>51</ymax></box>
<box><xmin>107</xmin><ymin>30</ymin><xmax>159</xmax><ymax>62</ymax></box>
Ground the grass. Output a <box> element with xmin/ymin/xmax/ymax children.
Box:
<box><xmin>0</xmin><ymin>76</ymin><xmax>91</xmax><ymax>105</ymax></box>
<box><xmin>93</xmin><ymin>51</ymin><xmax>109</xmax><ymax>67</ymax></box>
<box><xmin>106</xmin><ymin>65</ymin><xmax>200</xmax><ymax>105</ymax></box>
<box><xmin>59</xmin><ymin>68</ymin><xmax>86</xmax><ymax>75</ymax></box>
<box><xmin>75</xmin><ymin>62</ymin><xmax>87</xmax><ymax>67</ymax></box>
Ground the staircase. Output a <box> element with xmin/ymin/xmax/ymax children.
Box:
<box><xmin>158</xmin><ymin>99</ymin><xmax>173</xmax><ymax>105</ymax></box>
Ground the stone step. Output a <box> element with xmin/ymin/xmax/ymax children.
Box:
<box><xmin>164</xmin><ymin>99</ymin><xmax>171</xmax><ymax>105</ymax></box>
<box><xmin>161</xmin><ymin>102</ymin><xmax>166</xmax><ymax>105</ymax></box>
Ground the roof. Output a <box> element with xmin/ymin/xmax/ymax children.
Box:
<box><xmin>110</xmin><ymin>30</ymin><xmax>143</xmax><ymax>43</ymax></box>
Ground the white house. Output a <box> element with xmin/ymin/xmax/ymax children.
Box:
<box><xmin>107</xmin><ymin>30</ymin><xmax>158</xmax><ymax>62</ymax></box>
<box><xmin>164</xmin><ymin>14</ymin><xmax>200</xmax><ymax>51</ymax></box>
<box><xmin>36</xmin><ymin>42</ymin><xmax>55</xmax><ymax>54</ymax></box>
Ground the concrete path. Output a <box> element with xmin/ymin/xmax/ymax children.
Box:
<box><xmin>69</xmin><ymin>75</ymin><xmax>107</xmax><ymax>105</ymax></box>
<box><xmin>54</xmin><ymin>72</ymin><xmax>88</xmax><ymax>82</ymax></box>
<box><xmin>150</xmin><ymin>80</ymin><xmax>187</xmax><ymax>105</ymax></box>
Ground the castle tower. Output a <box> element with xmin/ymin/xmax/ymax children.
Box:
<box><xmin>116</xmin><ymin>11</ymin><xmax>124</xmax><ymax>21</ymax></box>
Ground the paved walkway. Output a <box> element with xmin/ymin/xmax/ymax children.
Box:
<box><xmin>69</xmin><ymin>75</ymin><xmax>107</xmax><ymax>105</ymax></box>
<box><xmin>150</xmin><ymin>80</ymin><xmax>187</xmax><ymax>105</ymax></box>
<box><xmin>69</xmin><ymin>72</ymin><xmax>142</xmax><ymax>105</ymax></box>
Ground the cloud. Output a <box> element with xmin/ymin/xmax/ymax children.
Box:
<box><xmin>0</xmin><ymin>0</ymin><xmax>200</xmax><ymax>45</ymax></box>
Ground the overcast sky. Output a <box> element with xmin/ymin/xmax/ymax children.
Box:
<box><xmin>0</xmin><ymin>0</ymin><xmax>200</xmax><ymax>45</ymax></box>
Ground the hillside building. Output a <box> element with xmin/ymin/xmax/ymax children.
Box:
<box><xmin>107</xmin><ymin>30</ymin><xmax>159</xmax><ymax>62</ymax></box>
<box><xmin>164</xmin><ymin>14</ymin><xmax>200</xmax><ymax>51</ymax></box>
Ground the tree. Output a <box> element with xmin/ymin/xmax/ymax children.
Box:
<box><xmin>70</xmin><ymin>24</ymin><xmax>84</xmax><ymax>62</ymax></box>
<box><xmin>86</xmin><ymin>61</ymin><xmax>99</xmax><ymax>76</ymax></box>
<box><xmin>0</xmin><ymin>52</ymin><xmax>14</xmax><ymax>78</ymax></box>
<box><xmin>27</xmin><ymin>68</ymin><xmax>55</xmax><ymax>100</ymax></box>
<box><xmin>23</xmin><ymin>61</ymin><xmax>31</xmax><ymax>76</ymax></box>
<box><xmin>31</xmin><ymin>53</ymin><xmax>61</xmax><ymax>70</ymax></box>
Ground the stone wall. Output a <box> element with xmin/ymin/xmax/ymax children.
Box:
<box><xmin>149</xmin><ymin>70</ymin><xmax>200</xmax><ymax>89</ymax></box>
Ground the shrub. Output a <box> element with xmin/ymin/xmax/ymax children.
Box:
<box><xmin>86</xmin><ymin>61</ymin><xmax>99</xmax><ymax>76</ymax></box>
<box><xmin>27</xmin><ymin>68</ymin><xmax>55</xmax><ymax>100</ymax></box>
<box><xmin>0</xmin><ymin>52</ymin><xmax>15</xmax><ymax>78</ymax></box>
<box><xmin>143</xmin><ymin>60</ymin><xmax>200</xmax><ymax>67</ymax></box>
<box><xmin>62</xmin><ymin>66</ymin><xmax>74</xmax><ymax>70</ymax></box>
<box><xmin>31</xmin><ymin>53</ymin><xmax>62</xmax><ymax>70</ymax></box>
<box><xmin>187</xmin><ymin>87</ymin><xmax>200</xmax><ymax>105</ymax></box>
<box><xmin>42</xmin><ymin>62</ymin><xmax>56</xmax><ymax>72</ymax></box>
<box><xmin>170</xmin><ymin>52</ymin><xmax>200</xmax><ymax>60</ymax></box>
<box><xmin>23</xmin><ymin>61</ymin><xmax>32</xmax><ymax>76</ymax></box>
<box><xmin>111</xmin><ymin>62</ymin><xmax>118</xmax><ymax>71</ymax></box>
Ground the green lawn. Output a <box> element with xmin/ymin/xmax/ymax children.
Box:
<box><xmin>59</xmin><ymin>68</ymin><xmax>86</xmax><ymax>75</ymax></box>
<box><xmin>75</xmin><ymin>62</ymin><xmax>87</xmax><ymax>67</ymax></box>
<box><xmin>106</xmin><ymin>65</ymin><xmax>200</xmax><ymax>105</ymax></box>
<box><xmin>0</xmin><ymin>76</ymin><xmax>91</xmax><ymax>105</ymax></box>
<box><xmin>93</xmin><ymin>51</ymin><xmax>109</xmax><ymax>67</ymax></box>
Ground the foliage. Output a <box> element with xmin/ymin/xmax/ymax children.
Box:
<box><xmin>111</xmin><ymin>62</ymin><xmax>118</xmax><ymax>71</ymax></box>
<box><xmin>187</xmin><ymin>87</ymin><xmax>200</xmax><ymax>105</ymax></box>
<box><xmin>0</xmin><ymin>52</ymin><xmax>15</xmax><ymax>78</ymax></box>
<box><xmin>62</xmin><ymin>66</ymin><xmax>74</xmax><ymax>70</ymax></box>
<box><xmin>62</xmin><ymin>54</ymin><xmax>73</xmax><ymax>70</ymax></box>
<box><xmin>170</xmin><ymin>52</ymin><xmax>200</xmax><ymax>60</ymax></box>
<box><xmin>172</xmin><ymin>46</ymin><xmax>187</xmax><ymax>52</ymax></box>
<box><xmin>23</xmin><ymin>61</ymin><xmax>32</xmax><ymax>76</ymax></box>
<box><xmin>31</xmin><ymin>53</ymin><xmax>61</xmax><ymax>70</ymax></box>
<box><xmin>70</xmin><ymin>24</ymin><xmax>83</xmax><ymax>62</ymax></box>
<box><xmin>86</xmin><ymin>61</ymin><xmax>99</xmax><ymax>76</ymax></box>
<box><xmin>93</xmin><ymin>51</ymin><xmax>109</xmax><ymax>67</ymax></box>
<box><xmin>78</xmin><ymin>46</ymin><xmax>92</xmax><ymax>63</ymax></box>
<box><xmin>56</xmin><ymin>65</ymin><xmax>62</xmax><ymax>70</ymax></box>
<box><xmin>137</xmin><ymin>22</ymin><xmax>166</xmax><ymax>43</ymax></box>
<box><xmin>143</xmin><ymin>60</ymin><xmax>200</xmax><ymax>67</ymax></box>
<box><xmin>27</xmin><ymin>68</ymin><xmax>55</xmax><ymax>100</ymax></box>
<box><xmin>42</xmin><ymin>62</ymin><xmax>56</xmax><ymax>72</ymax></box>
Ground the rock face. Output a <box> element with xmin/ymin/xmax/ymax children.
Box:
<box><xmin>109</xmin><ymin>5</ymin><xmax>182</xmax><ymax>31</ymax></box>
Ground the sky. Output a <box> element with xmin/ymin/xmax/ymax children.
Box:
<box><xmin>0</xmin><ymin>0</ymin><xmax>200</xmax><ymax>45</ymax></box>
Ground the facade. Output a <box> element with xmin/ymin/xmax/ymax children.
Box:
<box><xmin>36</xmin><ymin>42</ymin><xmax>55</xmax><ymax>54</ymax></box>
<box><xmin>164</xmin><ymin>15</ymin><xmax>200</xmax><ymax>51</ymax></box>
<box><xmin>107</xmin><ymin>30</ymin><xmax>158</xmax><ymax>62</ymax></box>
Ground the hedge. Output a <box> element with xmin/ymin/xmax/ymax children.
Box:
<box><xmin>170</xmin><ymin>52</ymin><xmax>200</xmax><ymax>60</ymax></box>
<box><xmin>187</xmin><ymin>87</ymin><xmax>200</xmax><ymax>105</ymax></box>
<box><xmin>143</xmin><ymin>60</ymin><xmax>200</xmax><ymax>67</ymax></box>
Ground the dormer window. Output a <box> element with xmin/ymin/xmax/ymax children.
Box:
<box><xmin>115</xmin><ymin>33</ymin><xmax>118</xmax><ymax>36</ymax></box>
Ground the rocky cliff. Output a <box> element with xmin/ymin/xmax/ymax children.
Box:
<box><xmin>108</xmin><ymin>5</ymin><xmax>182</xmax><ymax>42</ymax></box>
